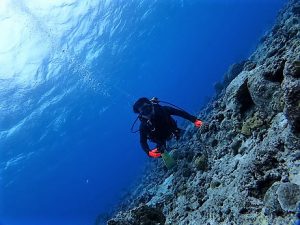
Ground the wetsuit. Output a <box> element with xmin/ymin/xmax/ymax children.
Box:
<box><xmin>139</xmin><ymin>104</ymin><xmax>197</xmax><ymax>155</ymax></box>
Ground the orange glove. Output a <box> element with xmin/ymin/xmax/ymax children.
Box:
<box><xmin>194</xmin><ymin>119</ymin><xmax>203</xmax><ymax>128</ymax></box>
<box><xmin>149</xmin><ymin>148</ymin><xmax>161</xmax><ymax>158</ymax></box>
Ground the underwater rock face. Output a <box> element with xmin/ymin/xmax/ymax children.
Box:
<box><xmin>107</xmin><ymin>1</ymin><xmax>300</xmax><ymax>224</ymax></box>
<box><xmin>107</xmin><ymin>205</ymin><xmax>165</xmax><ymax>225</ymax></box>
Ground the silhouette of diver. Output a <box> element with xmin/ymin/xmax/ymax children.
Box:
<box><xmin>132</xmin><ymin>97</ymin><xmax>203</xmax><ymax>158</ymax></box>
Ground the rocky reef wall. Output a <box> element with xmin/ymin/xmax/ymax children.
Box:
<box><xmin>107</xmin><ymin>1</ymin><xmax>300</xmax><ymax>224</ymax></box>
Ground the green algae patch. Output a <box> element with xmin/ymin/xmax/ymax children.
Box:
<box><xmin>241</xmin><ymin>112</ymin><xmax>264</xmax><ymax>136</ymax></box>
<box><xmin>253</xmin><ymin>212</ymin><xmax>269</xmax><ymax>225</ymax></box>
<box><xmin>194</xmin><ymin>155</ymin><xmax>208</xmax><ymax>171</ymax></box>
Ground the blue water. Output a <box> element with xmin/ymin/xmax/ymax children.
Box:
<box><xmin>0</xmin><ymin>0</ymin><xmax>286</xmax><ymax>224</ymax></box>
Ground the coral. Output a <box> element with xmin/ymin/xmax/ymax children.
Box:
<box><xmin>241</xmin><ymin>112</ymin><xmax>264</xmax><ymax>136</ymax></box>
<box><xmin>194</xmin><ymin>155</ymin><xmax>208</xmax><ymax>171</ymax></box>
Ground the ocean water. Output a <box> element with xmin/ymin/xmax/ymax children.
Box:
<box><xmin>0</xmin><ymin>0</ymin><xmax>287</xmax><ymax>224</ymax></box>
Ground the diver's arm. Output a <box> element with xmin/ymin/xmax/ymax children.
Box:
<box><xmin>163</xmin><ymin>106</ymin><xmax>197</xmax><ymax>122</ymax></box>
<box><xmin>140</xmin><ymin>129</ymin><xmax>151</xmax><ymax>155</ymax></box>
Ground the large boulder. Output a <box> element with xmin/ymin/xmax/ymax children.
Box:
<box><xmin>277</xmin><ymin>183</ymin><xmax>300</xmax><ymax>212</ymax></box>
<box><xmin>263</xmin><ymin>182</ymin><xmax>283</xmax><ymax>215</ymax></box>
<box><xmin>225</xmin><ymin>71</ymin><xmax>255</xmax><ymax>117</ymax></box>
<box><xmin>247</xmin><ymin>67</ymin><xmax>284</xmax><ymax>115</ymax></box>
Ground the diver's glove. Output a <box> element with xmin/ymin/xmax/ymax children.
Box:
<box><xmin>194</xmin><ymin>119</ymin><xmax>203</xmax><ymax>128</ymax></box>
<box><xmin>148</xmin><ymin>148</ymin><xmax>161</xmax><ymax>158</ymax></box>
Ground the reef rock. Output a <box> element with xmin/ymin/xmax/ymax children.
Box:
<box><xmin>107</xmin><ymin>205</ymin><xmax>165</xmax><ymax>225</ymax></box>
<box><xmin>106</xmin><ymin>1</ymin><xmax>300</xmax><ymax>225</ymax></box>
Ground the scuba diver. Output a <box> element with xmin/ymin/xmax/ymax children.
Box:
<box><xmin>132</xmin><ymin>97</ymin><xmax>203</xmax><ymax>158</ymax></box>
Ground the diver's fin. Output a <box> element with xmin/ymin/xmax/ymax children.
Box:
<box><xmin>161</xmin><ymin>152</ymin><xmax>176</xmax><ymax>169</ymax></box>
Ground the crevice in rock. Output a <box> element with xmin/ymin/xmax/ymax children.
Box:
<box><xmin>257</xmin><ymin>177</ymin><xmax>280</xmax><ymax>198</ymax></box>
<box><xmin>239</xmin><ymin>208</ymin><xmax>249</xmax><ymax>214</ymax></box>
<box><xmin>211</xmin><ymin>139</ymin><xmax>218</xmax><ymax>147</ymax></box>
<box><xmin>263</xmin><ymin>62</ymin><xmax>285</xmax><ymax>83</ymax></box>
<box><xmin>236</xmin><ymin>79</ymin><xmax>255</xmax><ymax>117</ymax></box>
<box><xmin>249</xmin><ymin>174</ymin><xmax>281</xmax><ymax>200</ymax></box>
<box><xmin>256</xmin><ymin>155</ymin><xmax>279</xmax><ymax>171</ymax></box>
<box><xmin>215</xmin><ymin>113</ymin><xmax>225</xmax><ymax>123</ymax></box>
<box><xmin>275</xmin><ymin>210</ymin><xmax>285</xmax><ymax>217</ymax></box>
<box><xmin>284</xmin><ymin>83</ymin><xmax>300</xmax><ymax>133</ymax></box>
